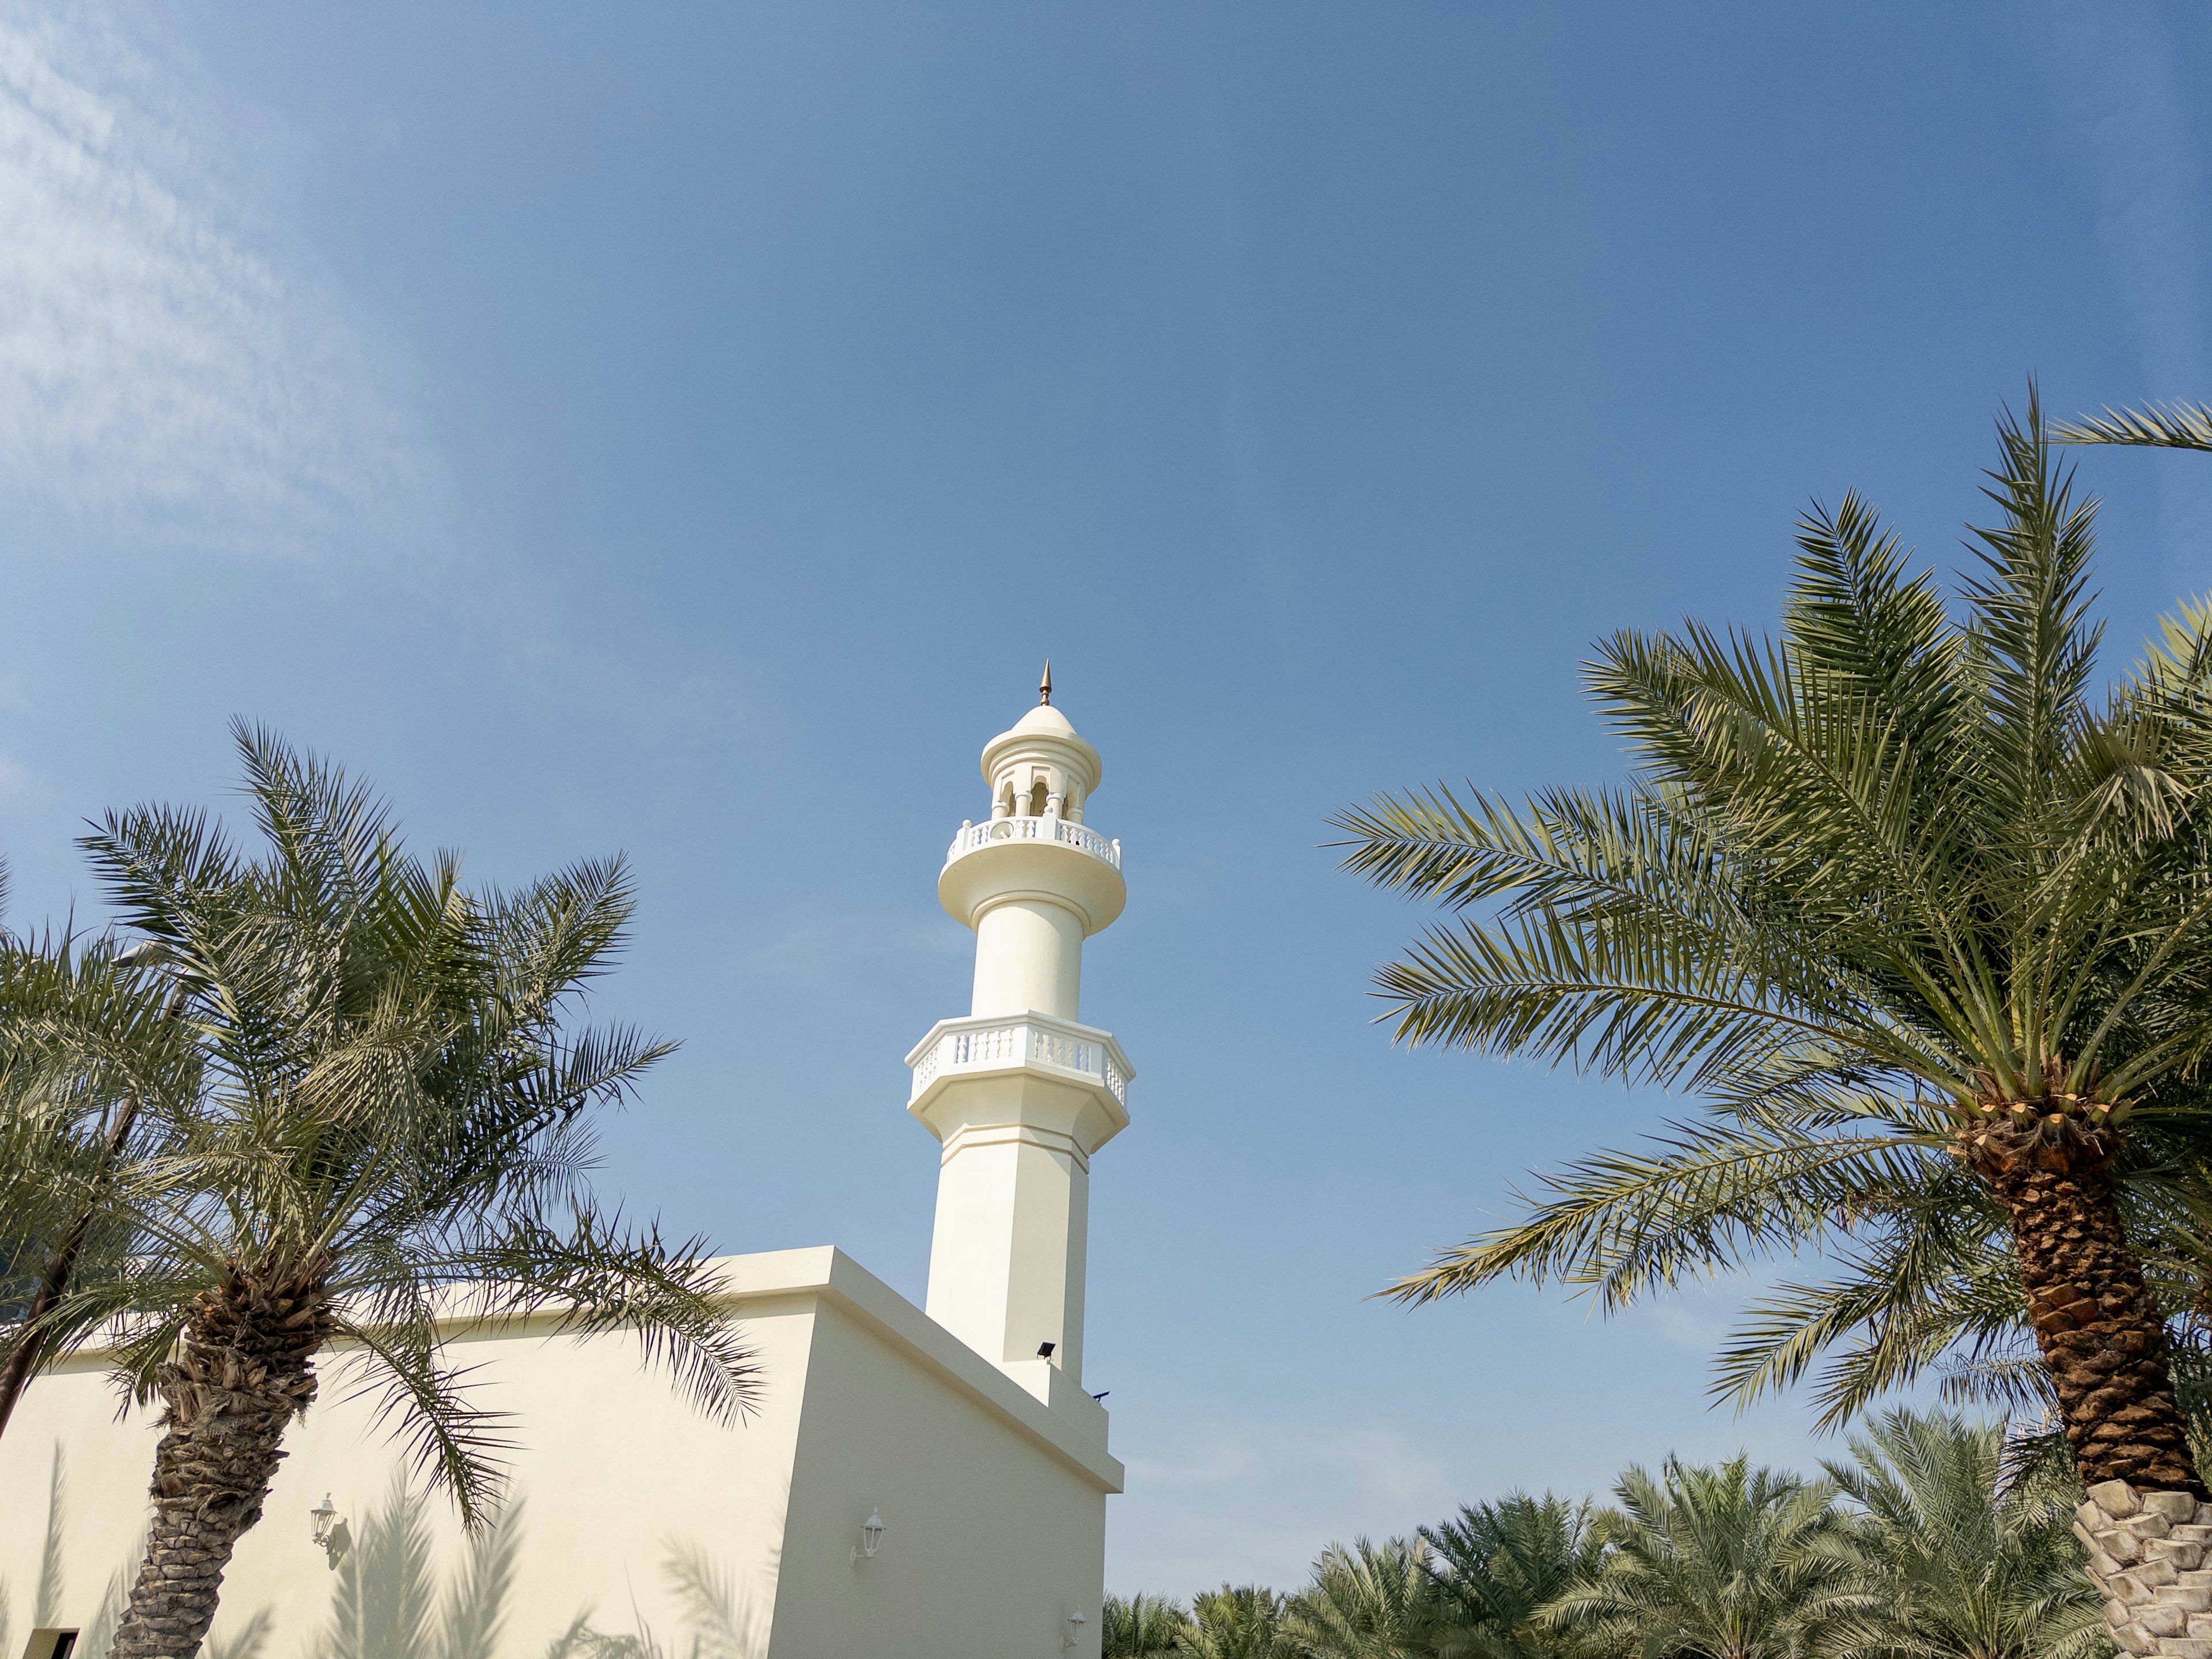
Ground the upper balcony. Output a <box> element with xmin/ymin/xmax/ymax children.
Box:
<box><xmin>938</xmin><ymin>813</ymin><xmax>1126</xmax><ymax>937</ymax></box>
<box><xmin>945</xmin><ymin>814</ymin><xmax>1121</xmax><ymax>872</ymax></box>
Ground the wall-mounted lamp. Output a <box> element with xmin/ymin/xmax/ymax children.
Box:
<box><xmin>1063</xmin><ymin>1608</ymin><xmax>1087</xmax><ymax>1650</ymax></box>
<box><xmin>309</xmin><ymin>1494</ymin><xmax>344</xmax><ymax>1566</ymax></box>
<box><xmin>850</xmin><ymin>1508</ymin><xmax>885</xmax><ymax>1567</ymax></box>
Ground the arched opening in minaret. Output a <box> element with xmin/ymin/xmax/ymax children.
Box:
<box><xmin>1028</xmin><ymin>778</ymin><xmax>1050</xmax><ymax>817</ymax></box>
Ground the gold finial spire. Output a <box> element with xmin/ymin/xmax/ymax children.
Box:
<box><xmin>1039</xmin><ymin>660</ymin><xmax>1052</xmax><ymax>706</ymax></box>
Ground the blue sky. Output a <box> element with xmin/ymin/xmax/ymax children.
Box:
<box><xmin>2</xmin><ymin>0</ymin><xmax>2210</xmax><ymax>1597</ymax></box>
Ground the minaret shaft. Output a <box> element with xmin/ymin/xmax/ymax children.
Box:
<box><xmin>908</xmin><ymin>695</ymin><xmax>1128</xmax><ymax>1438</ymax></box>
<box><xmin>923</xmin><ymin>1078</ymin><xmax>1092</xmax><ymax>1378</ymax></box>
<box><xmin>971</xmin><ymin>898</ymin><xmax>1084</xmax><ymax>1019</ymax></box>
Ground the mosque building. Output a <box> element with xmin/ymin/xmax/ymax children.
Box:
<box><xmin>0</xmin><ymin>683</ymin><xmax>1132</xmax><ymax>1658</ymax></box>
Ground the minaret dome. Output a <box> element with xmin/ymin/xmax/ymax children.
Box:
<box><xmin>941</xmin><ymin>700</ymin><xmax>1124</xmax><ymax>1018</ymax></box>
<box><xmin>983</xmin><ymin>700</ymin><xmax>1100</xmax><ymax>823</ymax></box>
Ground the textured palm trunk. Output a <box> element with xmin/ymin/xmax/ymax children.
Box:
<box><xmin>1965</xmin><ymin>1112</ymin><xmax>2197</xmax><ymax>1491</ymax></box>
<box><xmin>107</xmin><ymin>1264</ymin><xmax>328</xmax><ymax>1659</ymax></box>
<box><xmin>1964</xmin><ymin>1109</ymin><xmax>2212</xmax><ymax>1658</ymax></box>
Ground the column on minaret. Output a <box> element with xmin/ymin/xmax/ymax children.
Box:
<box><xmin>904</xmin><ymin>686</ymin><xmax>1131</xmax><ymax>1441</ymax></box>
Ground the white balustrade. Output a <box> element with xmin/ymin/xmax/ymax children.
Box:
<box><xmin>907</xmin><ymin>1014</ymin><xmax>1132</xmax><ymax>1108</ymax></box>
<box><xmin>944</xmin><ymin>815</ymin><xmax>1122</xmax><ymax>871</ymax></box>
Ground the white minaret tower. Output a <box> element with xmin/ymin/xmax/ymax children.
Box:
<box><xmin>905</xmin><ymin>665</ymin><xmax>1130</xmax><ymax>1444</ymax></box>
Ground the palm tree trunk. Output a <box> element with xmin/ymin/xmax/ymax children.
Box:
<box><xmin>1967</xmin><ymin>1112</ymin><xmax>2211</xmax><ymax>1659</ymax></box>
<box><xmin>1968</xmin><ymin>1115</ymin><xmax>2198</xmax><ymax>1491</ymax></box>
<box><xmin>107</xmin><ymin>1266</ymin><xmax>327</xmax><ymax>1659</ymax></box>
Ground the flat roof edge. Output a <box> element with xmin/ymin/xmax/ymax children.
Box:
<box><xmin>702</xmin><ymin>1248</ymin><xmax>1120</xmax><ymax>1491</ymax></box>
<box><xmin>29</xmin><ymin>1245</ymin><xmax>1124</xmax><ymax>1495</ymax></box>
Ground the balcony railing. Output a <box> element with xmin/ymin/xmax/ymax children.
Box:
<box><xmin>945</xmin><ymin>815</ymin><xmax>1121</xmax><ymax>870</ymax></box>
<box><xmin>908</xmin><ymin>1013</ymin><xmax>1131</xmax><ymax>1108</ymax></box>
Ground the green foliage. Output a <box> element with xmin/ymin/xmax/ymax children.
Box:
<box><xmin>1421</xmin><ymin>1493</ymin><xmax>1607</xmax><ymax>1659</ymax></box>
<box><xmin>1332</xmin><ymin>391</ymin><xmax>2212</xmax><ymax>1421</ymax></box>
<box><xmin>1282</xmin><ymin>1536</ymin><xmax>1468</xmax><ymax>1658</ymax></box>
<box><xmin>1182</xmin><ymin>1585</ymin><xmax>1297</xmax><ymax>1658</ymax></box>
<box><xmin>1822</xmin><ymin>1410</ymin><xmax>2106</xmax><ymax>1659</ymax></box>
<box><xmin>2052</xmin><ymin>402</ymin><xmax>2212</xmax><ymax>453</ymax></box>
<box><xmin>1104</xmin><ymin>1591</ymin><xmax>1193</xmax><ymax>1657</ymax></box>
<box><xmin>0</xmin><ymin>909</ymin><xmax>197</xmax><ymax>1408</ymax></box>
<box><xmin>29</xmin><ymin>725</ymin><xmax>759</xmax><ymax>1526</ymax></box>
<box><xmin>1113</xmin><ymin>1430</ymin><xmax>2108</xmax><ymax>1659</ymax></box>
<box><xmin>1542</xmin><ymin>1455</ymin><xmax>1866</xmax><ymax>1659</ymax></box>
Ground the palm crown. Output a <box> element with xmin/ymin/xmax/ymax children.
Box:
<box><xmin>54</xmin><ymin>725</ymin><xmax>757</xmax><ymax>1659</ymax></box>
<box><xmin>1335</xmin><ymin>394</ymin><xmax>2212</xmax><ymax>1487</ymax></box>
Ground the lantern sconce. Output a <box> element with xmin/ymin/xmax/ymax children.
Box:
<box><xmin>850</xmin><ymin>1508</ymin><xmax>885</xmax><ymax>1567</ymax></box>
<box><xmin>309</xmin><ymin>1494</ymin><xmax>347</xmax><ymax>1567</ymax></box>
<box><xmin>1064</xmin><ymin>1608</ymin><xmax>1087</xmax><ymax>1650</ymax></box>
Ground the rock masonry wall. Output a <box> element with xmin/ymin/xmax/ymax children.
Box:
<box><xmin>2078</xmin><ymin>1480</ymin><xmax>2212</xmax><ymax>1657</ymax></box>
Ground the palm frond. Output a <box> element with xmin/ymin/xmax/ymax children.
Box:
<box><xmin>2052</xmin><ymin>400</ymin><xmax>2212</xmax><ymax>452</ymax></box>
<box><xmin>1385</xmin><ymin>1121</ymin><xmax>1945</xmax><ymax>1309</ymax></box>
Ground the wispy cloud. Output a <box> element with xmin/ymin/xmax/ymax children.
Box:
<box><xmin>0</xmin><ymin>5</ymin><xmax>438</xmax><ymax>559</ymax></box>
<box><xmin>2039</xmin><ymin>3</ymin><xmax>2212</xmax><ymax>581</ymax></box>
<box><xmin>0</xmin><ymin>748</ymin><xmax>50</xmax><ymax>816</ymax></box>
<box><xmin>1115</xmin><ymin>1414</ymin><xmax>1457</xmax><ymax>1593</ymax></box>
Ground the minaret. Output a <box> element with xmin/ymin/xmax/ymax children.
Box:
<box><xmin>905</xmin><ymin>671</ymin><xmax>1130</xmax><ymax>1440</ymax></box>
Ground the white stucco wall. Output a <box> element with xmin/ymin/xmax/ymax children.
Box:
<box><xmin>766</xmin><ymin>1253</ymin><xmax>1115</xmax><ymax>1657</ymax></box>
<box><xmin>0</xmin><ymin>1247</ymin><xmax>1118</xmax><ymax>1659</ymax></box>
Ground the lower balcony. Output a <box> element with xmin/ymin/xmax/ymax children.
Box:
<box><xmin>905</xmin><ymin>1012</ymin><xmax>1134</xmax><ymax>1111</ymax></box>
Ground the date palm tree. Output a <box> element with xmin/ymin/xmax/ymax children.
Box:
<box><xmin>1335</xmin><ymin>394</ymin><xmax>2212</xmax><ymax>1630</ymax></box>
<box><xmin>1419</xmin><ymin>1494</ymin><xmax>1607</xmax><ymax>1659</ymax></box>
<box><xmin>1104</xmin><ymin>1594</ymin><xmax>1193</xmax><ymax>1658</ymax></box>
<box><xmin>0</xmin><ymin>895</ymin><xmax>195</xmax><ymax>1447</ymax></box>
<box><xmin>1541</xmin><ymin>1457</ymin><xmax>1862</xmax><ymax>1659</ymax></box>
<box><xmin>1822</xmin><ymin>1408</ymin><xmax>2105</xmax><ymax>1659</ymax></box>
<box><xmin>1285</xmin><ymin>1536</ymin><xmax>1471</xmax><ymax>1658</ymax></box>
<box><xmin>2048</xmin><ymin>393</ymin><xmax>2212</xmax><ymax>1448</ymax></box>
<box><xmin>37</xmin><ymin>725</ymin><xmax>759</xmax><ymax>1659</ymax></box>
<box><xmin>1180</xmin><ymin>1586</ymin><xmax>1298</xmax><ymax>1659</ymax></box>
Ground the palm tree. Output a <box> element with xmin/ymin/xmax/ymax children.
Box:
<box><xmin>2051</xmin><ymin>397</ymin><xmax>2212</xmax><ymax>1459</ymax></box>
<box><xmin>1179</xmin><ymin>1586</ymin><xmax>1298</xmax><ymax>1659</ymax></box>
<box><xmin>0</xmin><ymin>922</ymin><xmax>194</xmax><ymax>1447</ymax></box>
<box><xmin>1285</xmin><ymin>1536</ymin><xmax>1469</xmax><ymax>1658</ymax></box>
<box><xmin>1543</xmin><ymin>1456</ymin><xmax>1862</xmax><ymax>1659</ymax></box>
<box><xmin>1420</xmin><ymin>1494</ymin><xmax>1607</xmax><ymax>1659</ymax></box>
<box><xmin>1822</xmin><ymin>1408</ymin><xmax>2105</xmax><ymax>1659</ymax></box>
<box><xmin>1334</xmin><ymin>396</ymin><xmax>2212</xmax><ymax>1586</ymax></box>
<box><xmin>1104</xmin><ymin>1593</ymin><xmax>1194</xmax><ymax>1658</ymax></box>
<box><xmin>34</xmin><ymin>726</ymin><xmax>759</xmax><ymax>1659</ymax></box>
